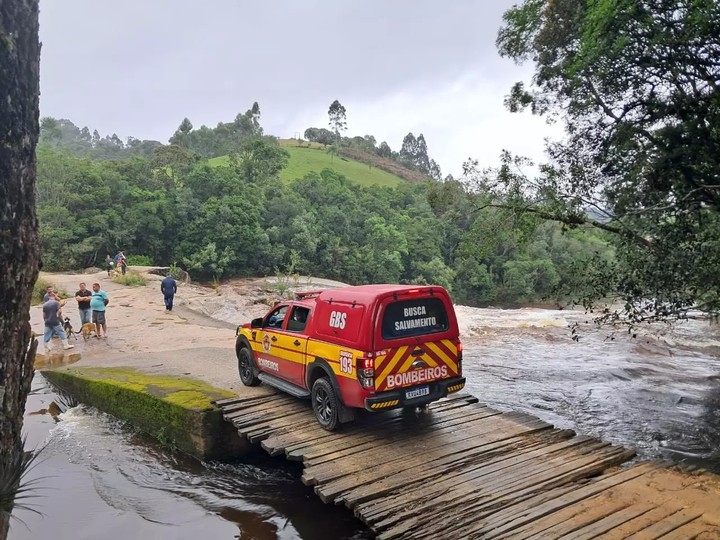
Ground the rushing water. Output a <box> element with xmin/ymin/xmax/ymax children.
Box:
<box><xmin>10</xmin><ymin>308</ymin><xmax>720</xmax><ymax>539</ymax></box>
<box><xmin>460</xmin><ymin>308</ymin><xmax>720</xmax><ymax>473</ymax></box>
<box><xmin>11</xmin><ymin>375</ymin><xmax>371</xmax><ymax>540</ymax></box>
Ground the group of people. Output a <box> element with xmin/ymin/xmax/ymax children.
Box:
<box><xmin>43</xmin><ymin>283</ymin><xmax>110</xmax><ymax>352</ymax></box>
<box><xmin>104</xmin><ymin>251</ymin><xmax>127</xmax><ymax>276</ymax></box>
<box><xmin>42</xmin><ymin>282</ymin><xmax>109</xmax><ymax>352</ymax></box>
<box><xmin>42</xmin><ymin>269</ymin><xmax>179</xmax><ymax>352</ymax></box>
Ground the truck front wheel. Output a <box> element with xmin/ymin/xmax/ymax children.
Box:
<box><xmin>237</xmin><ymin>347</ymin><xmax>260</xmax><ymax>386</ymax></box>
<box><xmin>311</xmin><ymin>377</ymin><xmax>340</xmax><ymax>431</ymax></box>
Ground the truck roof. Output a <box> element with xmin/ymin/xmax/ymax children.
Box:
<box><xmin>295</xmin><ymin>284</ymin><xmax>446</xmax><ymax>306</ymax></box>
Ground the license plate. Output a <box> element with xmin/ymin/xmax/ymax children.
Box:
<box><xmin>405</xmin><ymin>386</ymin><xmax>430</xmax><ymax>400</ymax></box>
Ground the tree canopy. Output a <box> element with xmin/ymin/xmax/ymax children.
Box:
<box><xmin>494</xmin><ymin>0</ymin><xmax>720</xmax><ymax>324</ymax></box>
<box><xmin>35</xmin><ymin>111</ymin><xmax>611</xmax><ymax>307</ymax></box>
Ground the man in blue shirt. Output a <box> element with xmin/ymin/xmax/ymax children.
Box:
<box><xmin>90</xmin><ymin>282</ymin><xmax>109</xmax><ymax>338</ymax></box>
<box><xmin>160</xmin><ymin>275</ymin><xmax>178</xmax><ymax>312</ymax></box>
<box><xmin>42</xmin><ymin>292</ymin><xmax>75</xmax><ymax>353</ymax></box>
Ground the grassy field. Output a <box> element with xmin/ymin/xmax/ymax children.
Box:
<box><xmin>209</xmin><ymin>140</ymin><xmax>404</xmax><ymax>187</ymax></box>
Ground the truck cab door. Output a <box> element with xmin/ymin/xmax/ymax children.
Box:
<box><xmin>254</xmin><ymin>304</ymin><xmax>290</xmax><ymax>379</ymax></box>
<box><xmin>276</xmin><ymin>305</ymin><xmax>311</xmax><ymax>387</ymax></box>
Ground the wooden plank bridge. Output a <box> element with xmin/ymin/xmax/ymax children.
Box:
<box><xmin>216</xmin><ymin>392</ymin><xmax>720</xmax><ymax>539</ymax></box>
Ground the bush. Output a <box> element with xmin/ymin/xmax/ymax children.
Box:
<box><xmin>32</xmin><ymin>278</ymin><xmax>68</xmax><ymax>305</ymax></box>
<box><xmin>168</xmin><ymin>263</ymin><xmax>182</xmax><ymax>280</ymax></box>
<box><xmin>113</xmin><ymin>271</ymin><xmax>147</xmax><ymax>287</ymax></box>
<box><xmin>126</xmin><ymin>255</ymin><xmax>153</xmax><ymax>266</ymax></box>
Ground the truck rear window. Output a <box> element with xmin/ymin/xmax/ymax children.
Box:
<box><xmin>381</xmin><ymin>298</ymin><xmax>449</xmax><ymax>340</ymax></box>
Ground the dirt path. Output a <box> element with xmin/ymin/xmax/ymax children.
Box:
<box><xmin>33</xmin><ymin>269</ymin><xmax>271</xmax><ymax>394</ymax></box>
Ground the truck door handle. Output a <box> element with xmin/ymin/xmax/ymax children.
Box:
<box><xmin>271</xmin><ymin>336</ymin><xmax>278</xmax><ymax>342</ymax></box>
<box><xmin>293</xmin><ymin>340</ymin><xmax>301</xmax><ymax>346</ymax></box>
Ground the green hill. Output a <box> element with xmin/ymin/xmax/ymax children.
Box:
<box><xmin>208</xmin><ymin>139</ymin><xmax>405</xmax><ymax>187</ymax></box>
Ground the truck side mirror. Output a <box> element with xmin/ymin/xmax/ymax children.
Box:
<box><xmin>250</xmin><ymin>317</ymin><xmax>263</xmax><ymax>329</ymax></box>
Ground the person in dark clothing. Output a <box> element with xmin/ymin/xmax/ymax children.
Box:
<box><xmin>75</xmin><ymin>282</ymin><xmax>93</xmax><ymax>324</ymax></box>
<box><xmin>42</xmin><ymin>293</ymin><xmax>75</xmax><ymax>353</ymax></box>
<box><xmin>104</xmin><ymin>254</ymin><xmax>115</xmax><ymax>276</ymax></box>
<box><xmin>161</xmin><ymin>275</ymin><xmax>178</xmax><ymax>312</ymax></box>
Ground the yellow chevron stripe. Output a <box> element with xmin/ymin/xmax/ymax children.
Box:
<box><xmin>377</xmin><ymin>346</ymin><xmax>407</xmax><ymax>385</ymax></box>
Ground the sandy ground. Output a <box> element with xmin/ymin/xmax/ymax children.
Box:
<box><xmin>33</xmin><ymin>269</ymin><xmax>274</xmax><ymax>395</ymax></box>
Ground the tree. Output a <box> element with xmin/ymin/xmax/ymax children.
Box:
<box><xmin>250</xmin><ymin>101</ymin><xmax>261</xmax><ymax>133</ymax></box>
<box><xmin>377</xmin><ymin>141</ymin><xmax>393</xmax><ymax>158</ymax></box>
<box><xmin>495</xmin><ymin>0</ymin><xmax>720</xmax><ymax>324</ymax></box>
<box><xmin>169</xmin><ymin>117</ymin><xmax>193</xmax><ymax>146</ymax></box>
<box><xmin>178</xmin><ymin>117</ymin><xmax>193</xmax><ymax>135</ymax></box>
<box><xmin>304</xmin><ymin>127</ymin><xmax>334</xmax><ymax>145</ymax></box>
<box><xmin>399</xmin><ymin>132</ymin><xmax>434</xmax><ymax>176</ymax></box>
<box><xmin>328</xmin><ymin>100</ymin><xmax>347</xmax><ymax>144</ymax></box>
<box><xmin>0</xmin><ymin>2</ymin><xmax>41</xmax><ymax>537</ymax></box>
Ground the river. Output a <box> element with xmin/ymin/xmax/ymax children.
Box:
<box><xmin>10</xmin><ymin>307</ymin><xmax>720</xmax><ymax>539</ymax></box>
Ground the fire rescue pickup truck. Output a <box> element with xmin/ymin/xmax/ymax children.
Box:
<box><xmin>235</xmin><ymin>284</ymin><xmax>466</xmax><ymax>430</ymax></box>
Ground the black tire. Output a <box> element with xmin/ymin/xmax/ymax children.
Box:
<box><xmin>237</xmin><ymin>346</ymin><xmax>260</xmax><ymax>386</ymax></box>
<box><xmin>311</xmin><ymin>377</ymin><xmax>340</xmax><ymax>431</ymax></box>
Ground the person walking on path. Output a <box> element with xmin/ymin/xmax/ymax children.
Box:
<box><xmin>104</xmin><ymin>254</ymin><xmax>115</xmax><ymax>277</ymax></box>
<box><xmin>161</xmin><ymin>274</ymin><xmax>177</xmax><ymax>312</ymax></box>
<box><xmin>75</xmin><ymin>282</ymin><xmax>92</xmax><ymax>325</ymax></box>
<box><xmin>90</xmin><ymin>282</ymin><xmax>110</xmax><ymax>338</ymax></box>
<box><xmin>116</xmin><ymin>250</ymin><xmax>127</xmax><ymax>275</ymax></box>
<box><xmin>42</xmin><ymin>292</ymin><xmax>75</xmax><ymax>353</ymax></box>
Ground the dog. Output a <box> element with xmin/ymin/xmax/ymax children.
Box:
<box><xmin>63</xmin><ymin>317</ymin><xmax>77</xmax><ymax>340</ymax></box>
<box><xmin>80</xmin><ymin>322</ymin><xmax>97</xmax><ymax>340</ymax></box>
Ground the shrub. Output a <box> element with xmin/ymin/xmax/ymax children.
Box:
<box><xmin>168</xmin><ymin>263</ymin><xmax>182</xmax><ymax>280</ymax></box>
<box><xmin>113</xmin><ymin>270</ymin><xmax>147</xmax><ymax>287</ymax></box>
<box><xmin>126</xmin><ymin>255</ymin><xmax>153</xmax><ymax>266</ymax></box>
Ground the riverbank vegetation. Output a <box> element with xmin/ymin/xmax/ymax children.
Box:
<box><xmin>494</xmin><ymin>0</ymin><xmax>720</xmax><ymax>324</ymax></box>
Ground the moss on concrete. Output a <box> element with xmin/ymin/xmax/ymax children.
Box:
<box><xmin>41</xmin><ymin>367</ymin><xmax>248</xmax><ymax>460</ymax></box>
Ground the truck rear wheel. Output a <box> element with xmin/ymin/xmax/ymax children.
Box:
<box><xmin>237</xmin><ymin>346</ymin><xmax>260</xmax><ymax>386</ymax></box>
<box><xmin>311</xmin><ymin>377</ymin><xmax>340</xmax><ymax>431</ymax></box>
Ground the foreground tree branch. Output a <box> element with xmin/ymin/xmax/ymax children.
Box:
<box><xmin>476</xmin><ymin>201</ymin><xmax>654</xmax><ymax>249</ymax></box>
<box><xmin>0</xmin><ymin>1</ymin><xmax>41</xmax><ymax>537</ymax></box>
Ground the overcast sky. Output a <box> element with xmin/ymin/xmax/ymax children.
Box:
<box><xmin>39</xmin><ymin>0</ymin><xmax>555</xmax><ymax>177</ymax></box>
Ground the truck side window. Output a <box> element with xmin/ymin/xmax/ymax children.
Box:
<box><xmin>287</xmin><ymin>307</ymin><xmax>310</xmax><ymax>332</ymax></box>
<box><xmin>265</xmin><ymin>305</ymin><xmax>289</xmax><ymax>329</ymax></box>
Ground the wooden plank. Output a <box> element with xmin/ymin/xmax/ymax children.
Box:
<box><xmin>216</xmin><ymin>394</ymin><xmax>279</xmax><ymax>410</ymax></box>
<box><xmin>623</xmin><ymin>508</ymin><xmax>705</xmax><ymax>540</ymax></box>
<box><xmin>554</xmin><ymin>503</ymin><xmax>655</xmax><ymax>540</ymax></box>
<box><xmin>311</xmin><ymin>421</ymin><xmax>555</xmax><ymax>497</ymax></box>
<box><xmin>225</xmin><ymin>398</ymin><xmax>306</xmax><ymax>420</ymax></box>
<box><xmin>376</xmin><ymin>450</ymin><xmax>637</xmax><ymax>540</ymax></box>
<box><xmin>301</xmin><ymin>408</ymin><xmax>519</xmax><ymax>480</ymax></box>
<box><xmin>300</xmin><ymin>409</ymin><xmax>505</xmax><ymax>464</ymax></box>
<box><xmin>332</xmin><ymin>436</ymin><xmax>620</xmax><ymax>509</ymax></box>
<box><xmin>590</xmin><ymin>505</ymin><xmax>685</xmax><ymax>540</ymax></box>
<box><xmin>361</xmin><ymin>435</ymin><xmax>595</xmax><ymax>529</ymax></box>
<box><xmin>467</xmin><ymin>464</ymin><xmax>660</xmax><ymax>538</ymax></box>
<box><xmin>499</xmin><ymin>496</ymin><xmax>672</xmax><ymax>539</ymax></box>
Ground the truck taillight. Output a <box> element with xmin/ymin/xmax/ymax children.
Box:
<box><xmin>357</xmin><ymin>357</ymin><xmax>374</xmax><ymax>388</ymax></box>
<box><xmin>456</xmin><ymin>340</ymin><xmax>463</xmax><ymax>373</ymax></box>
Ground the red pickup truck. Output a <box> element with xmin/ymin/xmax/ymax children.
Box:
<box><xmin>236</xmin><ymin>284</ymin><xmax>465</xmax><ymax>430</ymax></box>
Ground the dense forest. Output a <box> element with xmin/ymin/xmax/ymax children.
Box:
<box><xmin>36</xmin><ymin>105</ymin><xmax>611</xmax><ymax>307</ymax></box>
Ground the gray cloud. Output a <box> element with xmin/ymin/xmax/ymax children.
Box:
<box><xmin>40</xmin><ymin>0</ymin><xmax>546</xmax><ymax>174</ymax></box>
